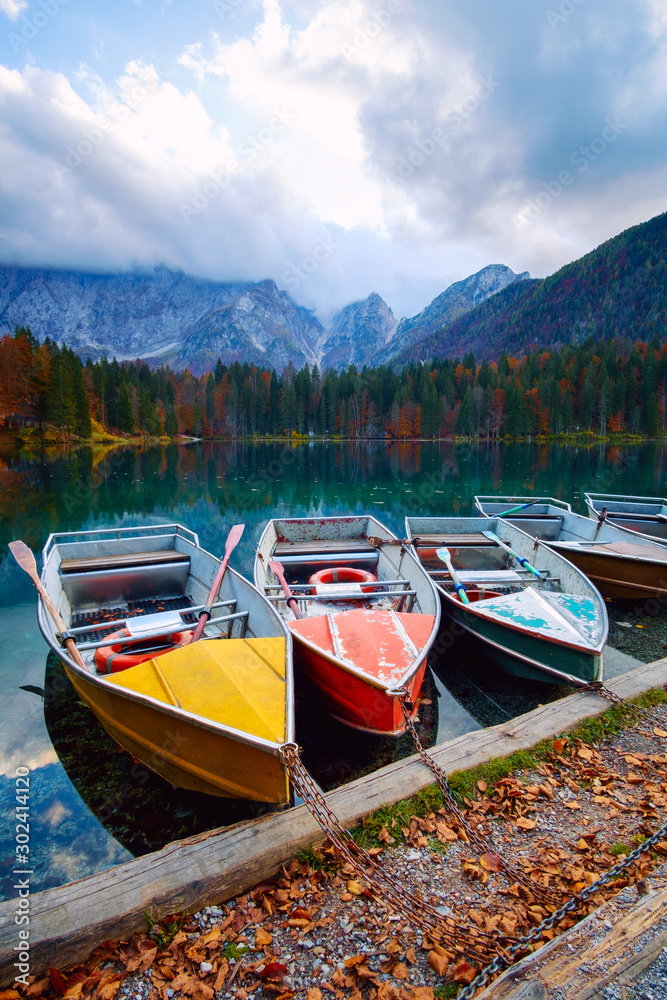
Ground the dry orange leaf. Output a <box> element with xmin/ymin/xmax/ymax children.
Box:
<box><xmin>393</xmin><ymin>963</ymin><xmax>409</xmax><ymax>981</ymax></box>
<box><xmin>92</xmin><ymin>973</ymin><xmax>124</xmax><ymax>1000</ymax></box>
<box><xmin>0</xmin><ymin>992</ymin><xmax>20</xmax><ymax>1000</ymax></box>
<box><xmin>480</xmin><ymin>852</ymin><xmax>502</xmax><ymax>872</ymax></box>
<box><xmin>306</xmin><ymin>991</ymin><xmax>322</xmax><ymax>1000</ymax></box>
<box><xmin>564</xmin><ymin>800</ymin><xmax>581</xmax><ymax>810</ymax></box>
<box><xmin>202</xmin><ymin>927</ymin><xmax>221</xmax><ymax>946</ymax></box>
<box><xmin>255</xmin><ymin>927</ymin><xmax>273</xmax><ymax>947</ymax></box>
<box><xmin>213</xmin><ymin>961</ymin><xmax>229</xmax><ymax>992</ymax></box>
<box><xmin>412</xmin><ymin>989</ymin><xmax>435</xmax><ymax>1000</ymax></box>
<box><xmin>49</xmin><ymin>969</ymin><xmax>67</xmax><ymax>997</ymax></box>
<box><xmin>377</xmin><ymin>985</ymin><xmax>401</xmax><ymax>1000</ymax></box>
<box><xmin>578</xmin><ymin>747</ymin><xmax>594</xmax><ymax>761</ymax></box>
<box><xmin>477</xmin><ymin>780</ymin><xmax>487</xmax><ymax>792</ymax></box>
<box><xmin>654</xmin><ymin>728</ymin><xmax>667</xmax><ymax>738</ymax></box>
<box><xmin>347</xmin><ymin>880</ymin><xmax>364</xmax><ymax>895</ymax></box>
<box><xmin>452</xmin><ymin>961</ymin><xmax>476</xmax><ymax>985</ymax></box>
<box><xmin>344</xmin><ymin>955</ymin><xmax>365</xmax><ymax>968</ymax></box>
<box><xmin>427</xmin><ymin>952</ymin><xmax>447</xmax><ymax>978</ymax></box>
<box><xmin>515</xmin><ymin>817</ymin><xmax>536</xmax><ymax>830</ymax></box>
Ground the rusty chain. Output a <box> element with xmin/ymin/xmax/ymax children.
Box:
<box><xmin>281</xmin><ymin>742</ymin><xmax>502</xmax><ymax>965</ymax></box>
<box><xmin>457</xmin><ymin>816</ymin><xmax>667</xmax><ymax>999</ymax></box>
<box><xmin>282</xmin><ymin>673</ymin><xmax>657</xmax><ymax>997</ymax></box>
<box><xmin>397</xmin><ymin>694</ymin><xmax>565</xmax><ymax>905</ymax></box>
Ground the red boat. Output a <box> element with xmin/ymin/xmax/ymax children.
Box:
<box><xmin>254</xmin><ymin>516</ymin><xmax>440</xmax><ymax>735</ymax></box>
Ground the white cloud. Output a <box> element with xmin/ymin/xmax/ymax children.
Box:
<box><xmin>0</xmin><ymin>1</ymin><xmax>666</xmax><ymax>322</ymax></box>
<box><xmin>0</xmin><ymin>0</ymin><xmax>27</xmax><ymax>21</ymax></box>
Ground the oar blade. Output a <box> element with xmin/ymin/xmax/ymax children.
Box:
<box><xmin>223</xmin><ymin>523</ymin><xmax>245</xmax><ymax>560</ymax></box>
<box><xmin>9</xmin><ymin>540</ymin><xmax>38</xmax><ymax>580</ymax></box>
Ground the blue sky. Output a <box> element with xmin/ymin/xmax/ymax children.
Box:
<box><xmin>0</xmin><ymin>0</ymin><xmax>666</xmax><ymax>322</ymax></box>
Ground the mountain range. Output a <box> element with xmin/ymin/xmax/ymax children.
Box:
<box><xmin>2</xmin><ymin>208</ymin><xmax>664</xmax><ymax>372</ymax></box>
<box><xmin>396</xmin><ymin>210</ymin><xmax>667</xmax><ymax>364</ymax></box>
<box><xmin>0</xmin><ymin>261</ymin><xmax>528</xmax><ymax>374</ymax></box>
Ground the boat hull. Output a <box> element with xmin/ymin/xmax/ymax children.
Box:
<box><xmin>291</xmin><ymin>635</ymin><xmax>426</xmax><ymax>735</ymax></box>
<box><xmin>63</xmin><ymin>661</ymin><xmax>289</xmax><ymax>802</ymax></box>
<box><xmin>439</xmin><ymin>594</ymin><xmax>602</xmax><ymax>685</ymax></box>
<box><xmin>254</xmin><ymin>516</ymin><xmax>440</xmax><ymax>736</ymax></box>
<box><xmin>547</xmin><ymin>544</ymin><xmax>667</xmax><ymax>600</ymax></box>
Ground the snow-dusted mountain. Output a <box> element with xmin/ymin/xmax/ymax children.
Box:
<box><xmin>0</xmin><ymin>262</ymin><xmax>529</xmax><ymax>372</ymax></box>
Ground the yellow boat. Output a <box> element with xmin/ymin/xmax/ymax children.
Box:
<box><xmin>37</xmin><ymin>524</ymin><xmax>293</xmax><ymax>802</ymax></box>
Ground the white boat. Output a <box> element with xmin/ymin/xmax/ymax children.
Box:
<box><xmin>583</xmin><ymin>492</ymin><xmax>667</xmax><ymax>545</ymax></box>
<box><xmin>404</xmin><ymin>515</ymin><xmax>608</xmax><ymax>686</ymax></box>
<box><xmin>36</xmin><ymin>524</ymin><xmax>293</xmax><ymax>802</ymax></box>
<box><xmin>475</xmin><ymin>496</ymin><xmax>667</xmax><ymax>598</ymax></box>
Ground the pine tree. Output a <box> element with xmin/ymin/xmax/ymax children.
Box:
<box><xmin>116</xmin><ymin>383</ymin><xmax>135</xmax><ymax>434</ymax></box>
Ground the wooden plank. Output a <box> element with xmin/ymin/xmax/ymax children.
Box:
<box><xmin>273</xmin><ymin>540</ymin><xmax>376</xmax><ymax>555</ymax></box>
<box><xmin>1</xmin><ymin>657</ymin><xmax>666</xmax><ymax>986</ymax></box>
<box><xmin>414</xmin><ymin>534</ymin><xmax>494</xmax><ymax>546</ymax></box>
<box><xmin>60</xmin><ymin>551</ymin><xmax>189</xmax><ymax>573</ymax></box>
<box><xmin>476</xmin><ymin>885</ymin><xmax>667</xmax><ymax>1000</ymax></box>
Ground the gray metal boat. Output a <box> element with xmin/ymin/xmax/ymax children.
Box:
<box><xmin>475</xmin><ymin>496</ymin><xmax>667</xmax><ymax>599</ymax></box>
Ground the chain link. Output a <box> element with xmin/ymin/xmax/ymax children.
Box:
<box><xmin>282</xmin><ymin>743</ymin><xmax>501</xmax><ymax>965</ymax></box>
<box><xmin>577</xmin><ymin>680</ymin><xmax>629</xmax><ymax>707</ymax></box>
<box><xmin>457</xmin><ymin>816</ymin><xmax>667</xmax><ymax>999</ymax></box>
<box><xmin>398</xmin><ymin>695</ymin><xmax>564</xmax><ymax>905</ymax></box>
<box><xmin>282</xmin><ymin>681</ymin><xmax>663</xmax><ymax>1000</ymax></box>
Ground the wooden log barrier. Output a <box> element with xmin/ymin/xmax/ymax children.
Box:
<box><xmin>475</xmin><ymin>883</ymin><xmax>667</xmax><ymax>1000</ymax></box>
<box><xmin>1</xmin><ymin>658</ymin><xmax>666</xmax><ymax>986</ymax></box>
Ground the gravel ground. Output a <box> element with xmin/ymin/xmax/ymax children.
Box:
<box><xmin>40</xmin><ymin>699</ymin><xmax>663</xmax><ymax>1000</ymax></box>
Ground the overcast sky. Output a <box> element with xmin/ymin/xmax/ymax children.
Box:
<box><xmin>0</xmin><ymin>0</ymin><xmax>665</xmax><ymax>323</ymax></box>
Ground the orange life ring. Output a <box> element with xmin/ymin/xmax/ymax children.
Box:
<box><xmin>94</xmin><ymin>628</ymin><xmax>194</xmax><ymax>674</ymax></box>
<box><xmin>309</xmin><ymin>566</ymin><xmax>377</xmax><ymax>593</ymax></box>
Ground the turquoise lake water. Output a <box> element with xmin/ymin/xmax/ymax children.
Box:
<box><xmin>1</xmin><ymin>439</ymin><xmax>665</xmax><ymax>898</ymax></box>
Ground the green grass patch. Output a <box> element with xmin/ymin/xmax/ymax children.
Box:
<box><xmin>348</xmin><ymin>688</ymin><xmax>666</xmax><ymax>849</ymax></box>
<box><xmin>568</xmin><ymin>688</ymin><xmax>667</xmax><ymax>746</ymax></box>
<box><xmin>144</xmin><ymin>910</ymin><xmax>186</xmax><ymax>949</ymax></box>
<box><xmin>224</xmin><ymin>942</ymin><xmax>250</xmax><ymax>961</ymax></box>
<box><xmin>433</xmin><ymin>986</ymin><xmax>459</xmax><ymax>999</ymax></box>
<box><xmin>610</xmin><ymin>843</ymin><xmax>631</xmax><ymax>856</ymax></box>
<box><xmin>296</xmin><ymin>846</ymin><xmax>338</xmax><ymax>873</ymax></box>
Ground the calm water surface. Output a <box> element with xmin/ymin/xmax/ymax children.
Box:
<box><xmin>1</xmin><ymin>439</ymin><xmax>665</xmax><ymax>899</ymax></box>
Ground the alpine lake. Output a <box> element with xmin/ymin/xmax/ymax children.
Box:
<box><xmin>2</xmin><ymin>438</ymin><xmax>667</xmax><ymax>900</ymax></box>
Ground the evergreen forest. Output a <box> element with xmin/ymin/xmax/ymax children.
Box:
<box><xmin>2</xmin><ymin>326</ymin><xmax>667</xmax><ymax>441</ymax></box>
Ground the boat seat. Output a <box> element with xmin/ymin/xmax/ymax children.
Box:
<box><xmin>60</xmin><ymin>551</ymin><xmax>190</xmax><ymax>574</ymax></box>
<box><xmin>274</xmin><ymin>540</ymin><xmax>377</xmax><ymax>555</ymax></box>
<box><xmin>413</xmin><ymin>534</ymin><xmax>495</xmax><ymax>546</ymax></box>
<box><xmin>430</xmin><ymin>569</ymin><xmax>523</xmax><ymax>583</ymax></box>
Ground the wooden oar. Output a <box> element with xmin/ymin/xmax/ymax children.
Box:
<box><xmin>190</xmin><ymin>524</ymin><xmax>245</xmax><ymax>642</ymax></box>
<box><xmin>268</xmin><ymin>559</ymin><xmax>302</xmax><ymax>619</ymax></box>
<box><xmin>498</xmin><ymin>498</ymin><xmax>544</xmax><ymax>518</ymax></box>
<box><xmin>436</xmin><ymin>547</ymin><xmax>470</xmax><ymax>604</ymax></box>
<box><xmin>482</xmin><ymin>530</ymin><xmax>542</xmax><ymax>579</ymax></box>
<box><xmin>9</xmin><ymin>540</ymin><xmax>88</xmax><ymax>670</ymax></box>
